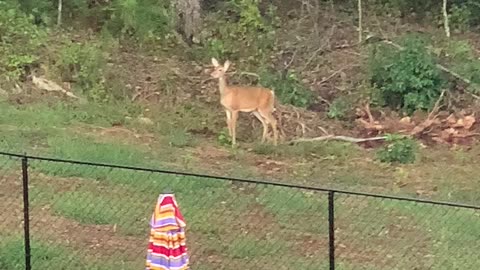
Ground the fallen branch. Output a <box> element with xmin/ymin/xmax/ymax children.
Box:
<box><xmin>32</xmin><ymin>76</ymin><xmax>79</xmax><ymax>99</ymax></box>
<box><xmin>289</xmin><ymin>135</ymin><xmax>387</xmax><ymax>144</ymax></box>
<box><xmin>239</xmin><ymin>71</ymin><xmax>260</xmax><ymax>78</ymax></box>
<box><xmin>318</xmin><ymin>65</ymin><xmax>356</xmax><ymax>85</ymax></box>
<box><xmin>410</xmin><ymin>90</ymin><xmax>446</xmax><ymax>136</ymax></box>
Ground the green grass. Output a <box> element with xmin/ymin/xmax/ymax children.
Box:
<box><xmin>227</xmin><ymin>235</ymin><xmax>290</xmax><ymax>259</ymax></box>
<box><xmin>252</xmin><ymin>141</ymin><xmax>363</xmax><ymax>161</ymax></box>
<box><xmin>332</xmin><ymin>195</ymin><xmax>480</xmax><ymax>269</ymax></box>
<box><xmin>1</xmin><ymin>90</ymin><xmax>480</xmax><ymax>270</ymax></box>
<box><xmin>0</xmin><ymin>237</ymin><xmax>138</xmax><ymax>270</ymax></box>
<box><xmin>257</xmin><ymin>185</ymin><xmax>329</xmax><ymax>234</ymax></box>
<box><xmin>0</xmin><ymin>101</ymin><xmax>138</xmax><ymax>128</ymax></box>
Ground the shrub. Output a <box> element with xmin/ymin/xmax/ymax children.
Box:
<box><xmin>0</xmin><ymin>4</ymin><xmax>47</xmax><ymax>84</ymax></box>
<box><xmin>217</xmin><ymin>129</ymin><xmax>233</xmax><ymax>146</ymax></box>
<box><xmin>259</xmin><ymin>70</ymin><xmax>313</xmax><ymax>108</ymax></box>
<box><xmin>376</xmin><ymin>134</ymin><xmax>417</xmax><ymax>164</ymax></box>
<box><xmin>449</xmin><ymin>3</ymin><xmax>472</xmax><ymax>32</ymax></box>
<box><xmin>327</xmin><ymin>97</ymin><xmax>350</xmax><ymax>120</ymax></box>
<box><xmin>103</xmin><ymin>0</ymin><xmax>172</xmax><ymax>42</ymax></box>
<box><xmin>193</xmin><ymin>0</ymin><xmax>278</xmax><ymax>64</ymax></box>
<box><xmin>369</xmin><ymin>35</ymin><xmax>445</xmax><ymax>114</ymax></box>
<box><xmin>57</xmin><ymin>42</ymin><xmax>108</xmax><ymax>102</ymax></box>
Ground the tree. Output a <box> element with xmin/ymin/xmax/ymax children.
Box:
<box><xmin>443</xmin><ymin>0</ymin><xmax>450</xmax><ymax>38</ymax></box>
<box><xmin>173</xmin><ymin>0</ymin><xmax>202</xmax><ymax>45</ymax></box>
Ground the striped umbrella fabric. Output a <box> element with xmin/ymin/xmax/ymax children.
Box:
<box><xmin>146</xmin><ymin>193</ymin><xmax>189</xmax><ymax>270</ymax></box>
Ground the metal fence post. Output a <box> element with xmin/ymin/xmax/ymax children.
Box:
<box><xmin>21</xmin><ymin>156</ymin><xmax>31</xmax><ymax>270</ymax></box>
<box><xmin>328</xmin><ymin>191</ymin><xmax>335</xmax><ymax>270</ymax></box>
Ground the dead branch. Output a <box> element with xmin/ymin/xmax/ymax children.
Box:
<box><xmin>32</xmin><ymin>76</ymin><xmax>79</xmax><ymax>99</ymax></box>
<box><xmin>318</xmin><ymin>126</ymin><xmax>330</xmax><ymax>135</ymax></box>
<box><xmin>318</xmin><ymin>65</ymin><xmax>358</xmax><ymax>85</ymax></box>
<box><xmin>428</xmin><ymin>90</ymin><xmax>446</xmax><ymax>119</ymax></box>
<box><xmin>410</xmin><ymin>90</ymin><xmax>446</xmax><ymax>136</ymax></box>
<box><xmin>239</xmin><ymin>71</ymin><xmax>260</xmax><ymax>78</ymax></box>
<box><xmin>302</xmin><ymin>24</ymin><xmax>337</xmax><ymax>71</ymax></box>
<box><xmin>317</xmin><ymin>94</ymin><xmax>332</xmax><ymax>106</ymax></box>
<box><xmin>283</xmin><ymin>49</ymin><xmax>297</xmax><ymax>71</ymax></box>
<box><xmin>364</xmin><ymin>102</ymin><xmax>375</xmax><ymax>123</ymax></box>
<box><xmin>289</xmin><ymin>135</ymin><xmax>387</xmax><ymax>144</ymax></box>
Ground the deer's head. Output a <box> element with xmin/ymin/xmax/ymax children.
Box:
<box><xmin>210</xmin><ymin>58</ymin><xmax>231</xmax><ymax>79</ymax></box>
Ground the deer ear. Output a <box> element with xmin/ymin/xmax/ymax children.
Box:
<box><xmin>223</xmin><ymin>60</ymin><xmax>231</xmax><ymax>71</ymax></box>
<box><xmin>211</xmin><ymin>58</ymin><xmax>219</xmax><ymax>67</ymax></box>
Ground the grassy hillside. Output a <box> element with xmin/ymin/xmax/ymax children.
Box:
<box><xmin>0</xmin><ymin>1</ymin><xmax>480</xmax><ymax>268</ymax></box>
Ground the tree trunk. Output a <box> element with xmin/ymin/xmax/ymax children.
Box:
<box><xmin>443</xmin><ymin>0</ymin><xmax>450</xmax><ymax>38</ymax></box>
<box><xmin>358</xmin><ymin>0</ymin><xmax>362</xmax><ymax>43</ymax></box>
<box><xmin>57</xmin><ymin>0</ymin><xmax>62</xmax><ymax>26</ymax></box>
<box><xmin>173</xmin><ymin>0</ymin><xmax>202</xmax><ymax>45</ymax></box>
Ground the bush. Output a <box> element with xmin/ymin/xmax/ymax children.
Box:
<box><xmin>0</xmin><ymin>4</ymin><xmax>47</xmax><ymax>84</ymax></box>
<box><xmin>104</xmin><ymin>0</ymin><xmax>173</xmax><ymax>42</ymax></box>
<box><xmin>369</xmin><ymin>35</ymin><xmax>445</xmax><ymax>114</ymax></box>
<box><xmin>449</xmin><ymin>3</ymin><xmax>472</xmax><ymax>32</ymax></box>
<box><xmin>327</xmin><ymin>97</ymin><xmax>350</xmax><ymax>120</ymax></box>
<box><xmin>57</xmin><ymin>42</ymin><xmax>108</xmax><ymax>102</ymax></box>
<box><xmin>193</xmin><ymin>0</ymin><xmax>278</xmax><ymax>64</ymax></box>
<box><xmin>259</xmin><ymin>70</ymin><xmax>313</xmax><ymax>108</ymax></box>
<box><xmin>376</xmin><ymin>134</ymin><xmax>417</xmax><ymax>164</ymax></box>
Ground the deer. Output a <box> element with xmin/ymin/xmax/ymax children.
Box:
<box><xmin>210</xmin><ymin>58</ymin><xmax>278</xmax><ymax>147</ymax></box>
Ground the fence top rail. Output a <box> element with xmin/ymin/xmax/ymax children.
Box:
<box><xmin>1</xmin><ymin>150</ymin><xmax>479</xmax><ymax>210</ymax></box>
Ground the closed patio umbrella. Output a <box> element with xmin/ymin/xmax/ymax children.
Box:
<box><xmin>146</xmin><ymin>193</ymin><xmax>189</xmax><ymax>270</ymax></box>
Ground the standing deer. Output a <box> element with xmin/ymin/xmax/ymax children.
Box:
<box><xmin>210</xmin><ymin>58</ymin><xmax>278</xmax><ymax>146</ymax></box>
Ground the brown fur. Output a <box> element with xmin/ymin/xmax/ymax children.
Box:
<box><xmin>211</xmin><ymin>58</ymin><xmax>278</xmax><ymax>146</ymax></box>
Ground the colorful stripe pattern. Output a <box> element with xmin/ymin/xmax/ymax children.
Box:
<box><xmin>146</xmin><ymin>194</ymin><xmax>189</xmax><ymax>270</ymax></box>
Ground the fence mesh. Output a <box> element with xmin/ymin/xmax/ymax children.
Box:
<box><xmin>24</xmin><ymin>159</ymin><xmax>329</xmax><ymax>269</ymax></box>
<box><xmin>0</xmin><ymin>153</ymin><xmax>479</xmax><ymax>270</ymax></box>
<box><xmin>335</xmin><ymin>194</ymin><xmax>480</xmax><ymax>270</ymax></box>
<box><xmin>0</xmin><ymin>155</ymin><xmax>24</xmax><ymax>268</ymax></box>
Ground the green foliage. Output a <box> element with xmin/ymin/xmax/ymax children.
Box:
<box><xmin>368</xmin><ymin>0</ymin><xmax>437</xmax><ymax>17</ymax></box>
<box><xmin>104</xmin><ymin>0</ymin><xmax>172</xmax><ymax>42</ymax></box>
<box><xmin>327</xmin><ymin>97</ymin><xmax>350</xmax><ymax>120</ymax></box>
<box><xmin>259</xmin><ymin>70</ymin><xmax>313</xmax><ymax>108</ymax></box>
<box><xmin>0</xmin><ymin>4</ymin><xmax>46</xmax><ymax>83</ymax></box>
<box><xmin>57</xmin><ymin>42</ymin><xmax>108</xmax><ymax>102</ymax></box>
<box><xmin>195</xmin><ymin>0</ymin><xmax>278</xmax><ymax>64</ymax></box>
<box><xmin>231</xmin><ymin>0</ymin><xmax>267</xmax><ymax>35</ymax></box>
<box><xmin>369</xmin><ymin>35</ymin><xmax>445</xmax><ymax>114</ymax></box>
<box><xmin>217</xmin><ymin>129</ymin><xmax>233</xmax><ymax>146</ymax></box>
<box><xmin>442</xmin><ymin>39</ymin><xmax>480</xmax><ymax>94</ymax></box>
<box><xmin>376</xmin><ymin>134</ymin><xmax>417</xmax><ymax>164</ymax></box>
<box><xmin>449</xmin><ymin>3</ymin><xmax>472</xmax><ymax>32</ymax></box>
<box><xmin>450</xmin><ymin>0</ymin><xmax>480</xmax><ymax>28</ymax></box>
<box><xmin>168</xmin><ymin>128</ymin><xmax>196</xmax><ymax>148</ymax></box>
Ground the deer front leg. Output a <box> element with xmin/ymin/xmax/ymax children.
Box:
<box><xmin>225</xmin><ymin>110</ymin><xmax>232</xmax><ymax>137</ymax></box>
<box><xmin>231</xmin><ymin>110</ymin><xmax>239</xmax><ymax>146</ymax></box>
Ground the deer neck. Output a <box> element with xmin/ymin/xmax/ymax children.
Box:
<box><xmin>218</xmin><ymin>76</ymin><xmax>228</xmax><ymax>96</ymax></box>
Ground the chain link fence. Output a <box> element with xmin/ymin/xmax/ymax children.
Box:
<box><xmin>0</xmin><ymin>152</ymin><xmax>479</xmax><ymax>270</ymax></box>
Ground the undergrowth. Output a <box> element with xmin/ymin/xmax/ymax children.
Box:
<box><xmin>369</xmin><ymin>35</ymin><xmax>445</xmax><ymax>114</ymax></box>
<box><xmin>0</xmin><ymin>2</ymin><xmax>46</xmax><ymax>85</ymax></box>
<box><xmin>376</xmin><ymin>134</ymin><xmax>417</xmax><ymax>164</ymax></box>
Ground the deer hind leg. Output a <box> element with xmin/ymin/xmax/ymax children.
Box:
<box><xmin>258</xmin><ymin>109</ymin><xmax>278</xmax><ymax>146</ymax></box>
<box><xmin>231</xmin><ymin>110</ymin><xmax>239</xmax><ymax>146</ymax></box>
<box><xmin>252</xmin><ymin>111</ymin><xmax>269</xmax><ymax>143</ymax></box>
